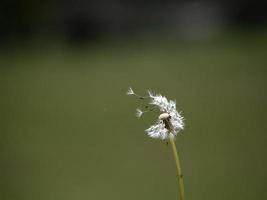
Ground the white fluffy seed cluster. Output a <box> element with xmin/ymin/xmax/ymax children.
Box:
<box><xmin>127</xmin><ymin>87</ymin><xmax>185</xmax><ymax>140</ymax></box>
<box><xmin>146</xmin><ymin>91</ymin><xmax>184</xmax><ymax>140</ymax></box>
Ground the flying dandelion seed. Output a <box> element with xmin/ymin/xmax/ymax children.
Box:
<box><xmin>135</xmin><ymin>108</ymin><xmax>143</xmax><ymax>118</ymax></box>
<box><xmin>126</xmin><ymin>87</ymin><xmax>134</xmax><ymax>95</ymax></box>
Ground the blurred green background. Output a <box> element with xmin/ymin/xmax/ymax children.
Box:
<box><xmin>1</xmin><ymin>32</ymin><xmax>267</xmax><ymax>200</ymax></box>
<box><xmin>1</xmin><ymin>1</ymin><xmax>267</xmax><ymax>200</ymax></box>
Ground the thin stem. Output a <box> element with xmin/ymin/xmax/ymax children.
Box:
<box><xmin>169</xmin><ymin>137</ymin><xmax>185</xmax><ymax>200</ymax></box>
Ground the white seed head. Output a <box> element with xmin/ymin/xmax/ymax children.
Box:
<box><xmin>127</xmin><ymin>87</ymin><xmax>185</xmax><ymax>141</ymax></box>
<box><xmin>146</xmin><ymin>91</ymin><xmax>184</xmax><ymax>140</ymax></box>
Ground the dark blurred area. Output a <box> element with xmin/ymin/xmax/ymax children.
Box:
<box><xmin>0</xmin><ymin>0</ymin><xmax>266</xmax><ymax>44</ymax></box>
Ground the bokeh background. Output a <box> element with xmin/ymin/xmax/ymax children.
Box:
<box><xmin>1</xmin><ymin>1</ymin><xmax>267</xmax><ymax>200</ymax></box>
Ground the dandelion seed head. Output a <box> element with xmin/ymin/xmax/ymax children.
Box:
<box><xmin>127</xmin><ymin>88</ymin><xmax>185</xmax><ymax>140</ymax></box>
<box><xmin>146</xmin><ymin>92</ymin><xmax>185</xmax><ymax>139</ymax></box>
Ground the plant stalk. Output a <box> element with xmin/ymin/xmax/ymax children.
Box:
<box><xmin>169</xmin><ymin>137</ymin><xmax>185</xmax><ymax>200</ymax></box>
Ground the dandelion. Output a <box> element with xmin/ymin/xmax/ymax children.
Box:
<box><xmin>146</xmin><ymin>92</ymin><xmax>184</xmax><ymax>140</ymax></box>
<box><xmin>127</xmin><ymin>88</ymin><xmax>186</xmax><ymax>200</ymax></box>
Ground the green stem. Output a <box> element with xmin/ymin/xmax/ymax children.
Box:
<box><xmin>170</xmin><ymin>137</ymin><xmax>185</xmax><ymax>200</ymax></box>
